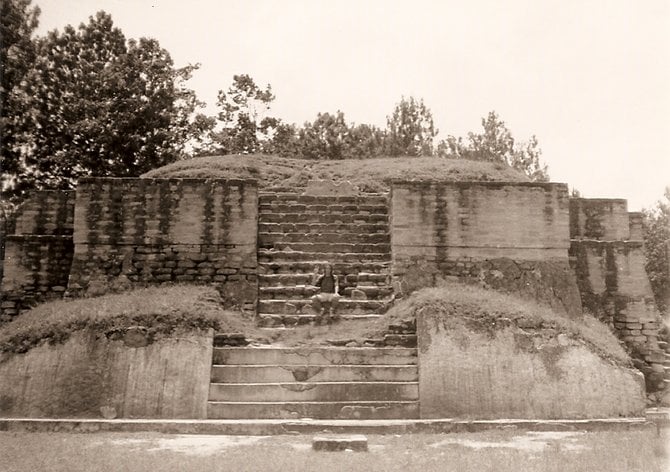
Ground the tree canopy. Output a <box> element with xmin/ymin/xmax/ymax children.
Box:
<box><xmin>437</xmin><ymin>111</ymin><xmax>549</xmax><ymax>181</ymax></box>
<box><xmin>643</xmin><ymin>188</ymin><xmax>670</xmax><ymax>315</ymax></box>
<box><xmin>1</xmin><ymin>6</ymin><xmax>206</xmax><ymax>199</ymax></box>
<box><xmin>385</xmin><ymin>96</ymin><xmax>437</xmax><ymax>157</ymax></box>
<box><xmin>1</xmin><ymin>2</ymin><xmax>552</xmax><ymax>197</ymax></box>
<box><xmin>0</xmin><ymin>0</ymin><xmax>40</xmax><ymax>190</ymax></box>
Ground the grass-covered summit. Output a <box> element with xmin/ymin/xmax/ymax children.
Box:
<box><xmin>142</xmin><ymin>154</ymin><xmax>529</xmax><ymax>192</ymax></box>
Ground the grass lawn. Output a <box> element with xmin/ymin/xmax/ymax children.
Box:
<box><xmin>141</xmin><ymin>154</ymin><xmax>528</xmax><ymax>191</ymax></box>
<box><xmin>0</xmin><ymin>429</ymin><xmax>666</xmax><ymax>472</ymax></box>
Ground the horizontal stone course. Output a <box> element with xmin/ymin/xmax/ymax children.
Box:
<box><xmin>259</xmin><ymin>222</ymin><xmax>389</xmax><ymax>234</ymax></box>
<box><xmin>206</xmin><ymin>401</ymin><xmax>419</xmax><ymax>420</ymax></box>
<box><xmin>212</xmin><ymin>347</ymin><xmax>418</xmax><ymax>366</ymax></box>
<box><xmin>261</xmin><ymin>213</ymin><xmax>388</xmax><ymax>224</ymax></box>
<box><xmin>259</xmin><ymin>232</ymin><xmax>390</xmax><ymax>245</ymax></box>
<box><xmin>210</xmin><ymin>365</ymin><xmax>418</xmax><ymax>383</ymax></box>
<box><xmin>209</xmin><ymin>381</ymin><xmax>418</xmax><ymax>402</ymax></box>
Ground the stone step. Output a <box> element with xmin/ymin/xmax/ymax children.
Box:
<box><xmin>258</xmin><ymin>273</ymin><xmax>390</xmax><ymax>287</ymax></box>
<box><xmin>259</xmin><ymin>261</ymin><xmax>392</xmax><ymax>275</ymax></box>
<box><xmin>259</xmin><ymin>285</ymin><xmax>319</xmax><ymax>298</ymax></box>
<box><xmin>259</xmin><ymin>232</ymin><xmax>390</xmax><ymax>245</ymax></box>
<box><xmin>209</xmin><ymin>381</ymin><xmax>418</xmax><ymax>402</ymax></box>
<box><xmin>259</xmin><ymin>213</ymin><xmax>388</xmax><ymax>224</ymax></box>
<box><xmin>341</xmin><ymin>285</ymin><xmax>394</xmax><ymax>299</ymax></box>
<box><xmin>259</xmin><ymin>194</ymin><xmax>388</xmax><ymax>206</ymax></box>
<box><xmin>211</xmin><ymin>347</ymin><xmax>417</xmax><ymax>366</ymax></box>
<box><xmin>261</xmin><ymin>242</ymin><xmax>391</xmax><ymax>254</ymax></box>
<box><xmin>259</xmin><ymin>203</ymin><xmax>388</xmax><ymax>215</ymax></box>
<box><xmin>258</xmin><ymin>285</ymin><xmax>392</xmax><ymax>300</ymax></box>
<box><xmin>257</xmin><ymin>313</ymin><xmax>382</xmax><ymax>327</ymax></box>
<box><xmin>210</xmin><ymin>365</ymin><xmax>419</xmax><ymax>383</ymax></box>
<box><xmin>206</xmin><ymin>400</ymin><xmax>419</xmax><ymax>419</ymax></box>
<box><xmin>258</xmin><ymin>222</ymin><xmax>389</xmax><ymax>235</ymax></box>
<box><xmin>258</xmin><ymin>250</ymin><xmax>391</xmax><ymax>264</ymax></box>
<box><xmin>258</xmin><ymin>298</ymin><xmax>391</xmax><ymax>315</ymax></box>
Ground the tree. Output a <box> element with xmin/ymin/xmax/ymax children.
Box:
<box><xmin>438</xmin><ymin>111</ymin><xmax>549</xmax><ymax>181</ymax></box>
<box><xmin>211</xmin><ymin>74</ymin><xmax>277</xmax><ymax>154</ymax></box>
<box><xmin>385</xmin><ymin>96</ymin><xmax>437</xmax><ymax>157</ymax></box>
<box><xmin>643</xmin><ymin>188</ymin><xmax>670</xmax><ymax>315</ymax></box>
<box><xmin>343</xmin><ymin>123</ymin><xmax>386</xmax><ymax>159</ymax></box>
<box><xmin>0</xmin><ymin>0</ymin><xmax>40</xmax><ymax>197</ymax></box>
<box><xmin>3</xmin><ymin>11</ymin><xmax>205</xmax><ymax>196</ymax></box>
<box><xmin>297</xmin><ymin>111</ymin><xmax>350</xmax><ymax>160</ymax></box>
<box><xmin>255</xmin><ymin>120</ymin><xmax>297</xmax><ymax>156</ymax></box>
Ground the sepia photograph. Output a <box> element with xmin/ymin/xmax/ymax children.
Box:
<box><xmin>0</xmin><ymin>0</ymin><xmax>668</xmax><ymax>470</ymax></box>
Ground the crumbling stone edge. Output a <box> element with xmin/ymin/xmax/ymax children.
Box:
<box><xmin>0</xmin><ymin>413</ymin><xmax>666</xmax><ymax>435</ymax></box>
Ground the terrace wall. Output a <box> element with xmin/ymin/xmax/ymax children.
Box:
<box><xmin>67</xmin><ymin>178</ymin><xmax>258</xmax><ymax>311</ymax></box>
<box><xmin>390</xmin><ymin>181</ymin><xmax>582</xmax><ymax>317</ymax></box>
<box><xmin>569</xmin><ymin>198</ymin><xmax>665</xmax><ymax>391</ymax></box>
<box><xmin>0</xmin><ymin>191</ymin><xmax>75</xmax><ymax>322</ymax></box>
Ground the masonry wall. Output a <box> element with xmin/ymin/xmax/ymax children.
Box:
<box><xmin>569</xmin><ymin>197</ymin><xmax>665</xmax><ymax>391</ymax></box>
<box><xmin>0</xmin><ymin>329</ymin><xmax>213</xmax><ymax>419</ymax></box>
<box><xmin>417</xmin><ymin>313</ymin><xmax>646</xmax><ymax>419</ymax></box>
<box><xmin>390</xmin><ymin>181</ymin><xmax>582</xmax><ymax>317</ymax></box>
<box><xmin>0</xmin><ymin>191</ymin><xmax>75</xmax><ymax>322</ymax></box>
<box><xmin>67</xmin><ymin>178</ymin><xmax>258</xmax><ymax>311</ymax></box>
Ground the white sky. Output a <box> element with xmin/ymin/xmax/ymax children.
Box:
<box><xmin>35</xmin><ymin>0</ymin><xmax>669</xmax><ymax>210</ymax></box>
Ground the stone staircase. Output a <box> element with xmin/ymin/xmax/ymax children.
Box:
<box><xmin>207</xmin><ymin>346</ymin><xmax>419</xmax><ymax>419</ymax></box>
<box><xmin>256</xmin><ymin>192</ymin><xmax>394</xmax><ymax>327</ymax></box>
<box><xmin>205</xmin><ymin>191</ymin><xmax>417</xmax><ymax>420</ymax></box>
<box><xmin>659</xmin><ymin>339</ymin><xmax>670</xmax><ymax>390</ymax></box>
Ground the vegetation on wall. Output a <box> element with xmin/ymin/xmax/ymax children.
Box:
<box><xmin>643</xmin><ymin>187</ymin><xmax>670</xmax><ymax>316</ymax></box>
<box><xmin>0</xmin><ymin>285</ymin><xmax>256</xmax><ymax>355</ymax></box>
<box><xmin>385</xmin><ymin>281</ymin><xmax>631</xmax><ymax>367</ymax></box>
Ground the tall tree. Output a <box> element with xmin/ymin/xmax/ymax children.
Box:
<box><xmin>438</xmin><ymin>111</ymin><xmax>549</xmax><ymax>181</ymax></box>
<box><xmin>0</xmin><ymin>0</ymin><xmax>40</xmax><ymax>196</ymax></box>
<box><xmin>297</xmin><ymin>111</ymin><xmax>350</xmax><ymax>160</ymax></box>
<box><xmin>643</xmin><ymin>188</ymin><xmax>670</xmax><ymax>315</ymax></box>
<box><xmin>4</xmin><ymin>11</ymin><xmax>205</xmax><ymax>196</ymax></box>
<box><xmin>385</xmin><ymin>96</ymin><xmax>437</xmax><ymax>157</ymax></box>
<box><xmin>211</xmin><ymin>74</ymin><xmax>277</xmax><ymax>154</ymax></box>
<box><xmin>343</xmin><ymin>123</ymin><xmax>386</xmax><ymax>159</ymax></box>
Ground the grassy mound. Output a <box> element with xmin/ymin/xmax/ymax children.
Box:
<box><xmin>0</xmin><ymin>285</ymin><xmax>259</xmax><ymax>355</ymax></box>
<box><xmin>377</xmin><ymin>282</ymin><xmax>631</xmax><ymax>366</ymax></box>
<box><xmin>142</xmin><ymin>154</ymin><xmax>528</xmax><ymax>192</ymax></box>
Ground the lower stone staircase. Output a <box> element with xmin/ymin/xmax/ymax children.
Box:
<box><xmin>207</xmin><ymin>345</ymin><xmax>419</xmax><ymax>419</ymax></box>
<box><xmin>256</xmin><ymin>191</ymin><xmax>394</xmax><ymax>327</ymax></box>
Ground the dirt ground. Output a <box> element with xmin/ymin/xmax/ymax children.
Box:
<box><xmin>0</xmin><ymin>428</ymin><xmax>667</xmax><ymax>472</ymax></box>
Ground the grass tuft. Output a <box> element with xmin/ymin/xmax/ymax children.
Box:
<box><xmin>376</xmin><ymin>281</ymin><xmax>631</xmax><ymax>366</ymax></box>
<box><xmin>0</xmin><ymin>285</ymin><xmax>258</xmax><ymax>356</ymax></box>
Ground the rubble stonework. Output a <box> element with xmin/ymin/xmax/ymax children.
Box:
<box><xmin>569</xmin><ymin>198</ymin><xmax>666</xmax><ymax>392</ymax></box>
<box><xmin>0</xmin><ymin>191</ymin><xmax>75</xmax><ymax>322</ymax></box>
<box><xmin>66</xmin><ymin>178</ymin><xmax>258</xmax><ymax>311</ymax></box>
<box><xmin>390</xmin><ymin>181</ymin><xmax>583</xmax><ymax>317</ymax></box>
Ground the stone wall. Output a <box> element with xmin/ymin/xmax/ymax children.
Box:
<box><xmin>390</xmin><ymin>181</ymin><xmax>582</xmax><ymax>317</ymax></box>
<box><xmin>0</xmin><ymin>191</ymin><xmax>75</xmax><ymax>322</ymax></box>
<box><xmin>0</xmin><ymin>329</ymin><xmax>213</xmax><ymax>419</ymax></box>
<box><xmin>67</xmin><ymin>178</ymin><xmax>258</xmax><ymax>311</ymax></box>
<box><xmin>417</xmin><ymin>312</ymin><xmax>646</xmax><ymax>419</ymax></box>
<box><xmin>569</xmin><ymin>197</ymin><xmax>665</xmax><ymax>391</ymax></box>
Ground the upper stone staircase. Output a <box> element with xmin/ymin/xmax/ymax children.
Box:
<box><xmin>256</xmin><ymin>191</ymin><xmax>395</xmax><ymax>327</ymax></box>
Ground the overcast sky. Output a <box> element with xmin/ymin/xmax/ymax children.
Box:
<box><xmin>35</xmin><ymin>0</ymin><xmax>669</xmax><ymax>210</ymax></box>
